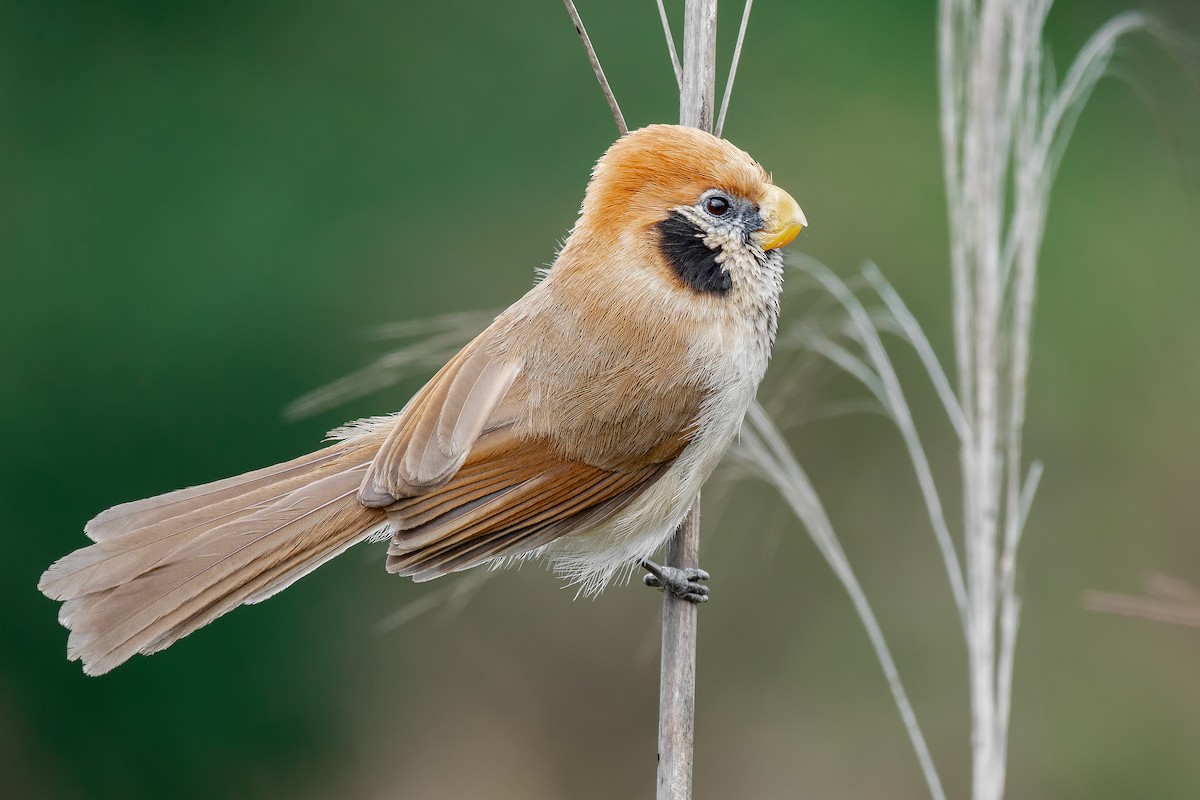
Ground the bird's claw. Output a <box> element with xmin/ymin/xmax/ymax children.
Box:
<box><xmin>642</xmin><ymin>561</ymin><xmax>710</xmax><ymax>604</ymax></box>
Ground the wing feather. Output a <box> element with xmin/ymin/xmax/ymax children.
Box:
<box><xmin>384</xmin><ymin>426</ymin><xmax>671</xmax><ymax>581</ymax></box>
<box><xmin>359</xmin><ymin>333</ymin><xmax>521</xmax><ymax>506</ymax></box>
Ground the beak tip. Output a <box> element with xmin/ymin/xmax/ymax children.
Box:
<box><xmin>758</xmin><ymin>184</ymin><xmax>807</xmax><ymax>250</ymax></box>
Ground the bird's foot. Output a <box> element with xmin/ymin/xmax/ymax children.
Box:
<box><xmin>642</xmin><ymin>560</ymin><xmax>710</xmax><ymax>604</ymax></box>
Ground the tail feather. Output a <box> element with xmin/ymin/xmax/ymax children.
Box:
<box><xmin>139</xmin><ymin>476</ymin><xmax>387</xmax><ymax>656</ymax></box>
<box><xmin>83</xmin><ymin>445</ymin><xmax>356</xmax><ymax>542</ymax></box>
<box><xmin>42</xmin><ymin>471</ymin><xmax>333</xmax><ymax>602</ymax></box>
<box><xmin>39</xmin><ymin>441</ymin><xmax>387</xmax><ymax>676</ymax></box>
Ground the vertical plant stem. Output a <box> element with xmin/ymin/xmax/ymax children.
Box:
<box><xmin>938</xmin><ymin>4</ymin><xmax>1143</xmax><ymax>798</ymax></box>
<box><xmin>657</xmin><ymin>3</ymin><xmax>717</xmax><ymax>799</ymax></box>
<box><xmin>657</xmin><ymin>505</ymin><xmax>701</xmax><ymax>799</ymax></box>
<box><xmin>680</xmin><ymin>0</ymin><xmax>718</xmax><ymax>131</ymax></box>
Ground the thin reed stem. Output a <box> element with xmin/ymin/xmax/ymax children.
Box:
<box><xmin>562</xmin><ymin>0</ymin><xmax>628</xmax><ymax>134</ymax></box>
<box><xmin>658</xmin><ymin>6</ymin><xmax>717</xmax><ymax>798</ymax></box>
<box><xmin>715</xmin><ymin>0</ymin><xmax>753</xmax><ymax>137</ymax></box>
<box><xmin>656</xmin><ymin>0</ymin><xmax>684</xmax><ymax>89</ymax></box>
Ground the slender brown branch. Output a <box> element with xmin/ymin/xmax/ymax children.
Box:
<box><xmin>656</xmin><ymin>0</ymin><xmax>684</xmax><ymax>89</ymax></box>
<box><xmin>562</xmin><ymin>0</ymin><xmax>628</xmax><ymax>135</ymax></box>
<box><xmin>715</xmin><ymin>0</ymin><xmax>754</xmax><ymax>138</ymax></box>
<box><xmin>658</xmin><ymin>6</ymin><xmax>717</xmax><ymax>799</ymax></box>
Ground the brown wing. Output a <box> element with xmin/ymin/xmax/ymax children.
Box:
<box><xmin>361</xmin><ymin>312</ymin><xmax>697</xmax><ymax>580</ymax></box>
<box><xmin>359</xmin><ymin>333</ymin><xmax>522</xmax><ymax>506</ymax></box>
<box><xmin>384</xmin><ymin>425</ymin><xmax>671</xmax><ymax>582</ymax></box>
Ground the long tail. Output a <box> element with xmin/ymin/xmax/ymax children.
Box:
<box><xmin>38</xmin><ymin>435</ymin><xmax>388</xmax><ymax>676</ymax></box>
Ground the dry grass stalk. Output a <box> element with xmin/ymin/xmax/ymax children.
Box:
<box><xmin>938</xmin><ymin>5</ymin><xmax>1145</xmax><ymax>797</ymax></box>
<box><xmin>1084</xmin><ymin>573</ymin><xmax>1200</xmax><ymax>629</ymax></box>
<box><xmin>561</xmin><ymin>0</ymin><xmax>628</xmax><ymax>135</ymax></box>
<box><xmin>746</xmin><ymin>4</ymin><xmax>1148</xmax><ymax>799</ymax></box>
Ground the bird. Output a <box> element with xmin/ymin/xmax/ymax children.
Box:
<box><xmin>38</xmin><ymin>123</ymin><xmax>806</xmax><ymax>676</ymax></box>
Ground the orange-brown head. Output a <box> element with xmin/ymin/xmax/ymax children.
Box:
<box><xmin>566</xmin><ymin>124</ymin><xmax>805</xmax><ymax>296</ymax></box>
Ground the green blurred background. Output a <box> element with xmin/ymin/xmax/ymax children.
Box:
<box><xmin>3</xmin><ymin>1</ymin><xmax>1198</xmax><ymax>797</ymax></box>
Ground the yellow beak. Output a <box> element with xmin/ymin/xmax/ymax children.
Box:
<box><xmin>756</xmin><ymin>184</ymin><xmax>807</xmax><ymax>251</ymax></box>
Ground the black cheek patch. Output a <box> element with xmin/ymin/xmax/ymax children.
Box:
<box><xmin>656</xmin><ymin>212</ymin><xmax>731</xmax><ymax>295</ymax></box>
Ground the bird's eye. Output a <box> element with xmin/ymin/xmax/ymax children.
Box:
<box><xmin>704</xmin><ymin>195</ymin><xmax>730</xmax><ymax>217</ymax></box>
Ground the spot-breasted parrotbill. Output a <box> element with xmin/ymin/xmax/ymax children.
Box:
<box><xmin>40</xmin><ymin>124</ymin><xmax>806</xmax><ymax>675</ymax></box>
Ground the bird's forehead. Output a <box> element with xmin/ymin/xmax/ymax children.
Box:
<box><xmin>588</xmin><ymin>125</ymin><xmax>771</xmax><ymax>210</ymax></box>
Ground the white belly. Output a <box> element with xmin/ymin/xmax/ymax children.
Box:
<box><xmin>538</xmin><ymin>316</ymin><xmax>772</xmax><ymax>595</ymax></box>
